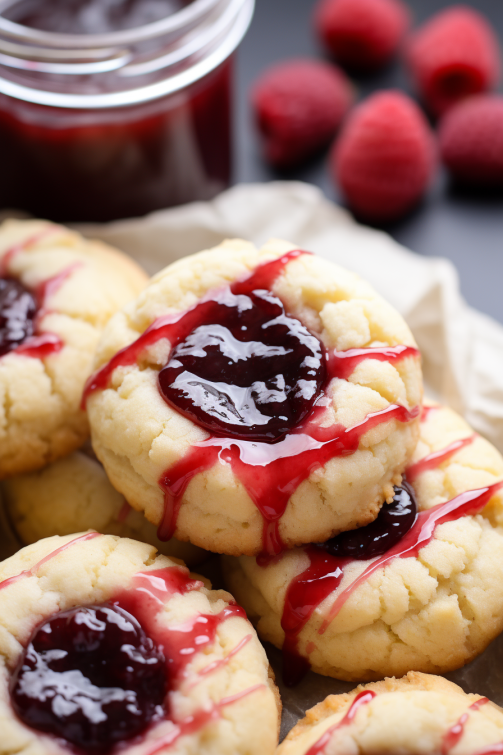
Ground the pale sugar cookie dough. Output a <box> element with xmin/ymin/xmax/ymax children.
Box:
<box><xmin>86</xmin><ymin>238</ymin><xmax>422</xmax><ymax>556</ymax></box>
<box><xmin>223</xmin><ymin>401</ymin><xmax>503</xmax><ymax>681</ymax></box>
<box><xmin>1</xmin><ymin>450</ymin><xmax>207</xmax><ymax>567</ymax></box>
<box><xmin>0</xmin><ymin>533</ymin><xmax>280</xmax><ymax>755</ymax></box>
<box><xmin>278</xmin><ymin>672</ymin><xmax>503</xmax><ymax>755</ymax></box>
<box><xmin>0</xmin><ymin>219</ymin><xmax>148</xmax><ymax>478</ymax></box>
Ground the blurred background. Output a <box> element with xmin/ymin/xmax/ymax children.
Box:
<box><xmin>236</xmin><ymin>0</ymin><xmax>503</xmax><ymax>324</ymax></box>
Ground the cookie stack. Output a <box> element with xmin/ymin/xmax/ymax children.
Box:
<box><xmin>1</xmin><ymin>228</ymin><xmax>503</xmax><ymax>754</ymax></box>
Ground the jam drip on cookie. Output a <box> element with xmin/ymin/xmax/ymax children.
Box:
<box><xmin>305</xmin><ymin>691</ymin><xmax>376</xmax><ymax>755</ymax></box>
<box><xmin>83</xmin><ymin>250</ymin><xmax>420</xmax><ymax>554</ymax></box>
<box><xmin>10</xmin><ymin>604</ymin><xmax>167</xmax><ymax>754</ymax></box>
<box><xmin>279</xmin><ymin>480</ymin><xmax>503</xmax><ymax>686</ymax></box>
<box><xmin>0</xmin><ymin>278</ymin><xmax>37</xmax><ymax>356</ymax></box>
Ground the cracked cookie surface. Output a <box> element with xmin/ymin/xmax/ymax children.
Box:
<box><xmin>278</xmin><ymin>672</ymin><xmax>503</xmax><ymax>755</ymax></box>
<box><xmin>0</xmin><ymin>219</ymin><xmax>148</xmax><ymax>478</ymax></box>
<box><xmin>86</xmin><ymin>238</ymin><xmax>422</xmax><ymax>556</ymax></box>
<box><xmin>223</xmin><ymin>402</ymin><xmax>503</xmax><ymax>680</ymax></box>
<box><xmin>0</xmin><ymin>533</ymin><xmax>280</xmax><ymax>755</ymax></box>
<box><xmin>2</xmin><ymin>450</ymin><xmax>207</xmax><ymax>566</ymax></box>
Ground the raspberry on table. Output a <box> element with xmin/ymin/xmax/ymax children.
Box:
<box><xmin>406</xmin><ymin>5</ymin><xmax>501</xmax><ymax>117</ymax></box>
<box><xmin>251</xmin><ymin>58</ymin><xmax>353</xmax><ymax>168</ymax></box>
<box><xmin>332</xmin><ymin>90</ymin><xmax>436</xmax><ymax>223</ymax></box>
<box><xmin>314</xmin><ymin>0</ymin><xmax>410</xmax><ymax>72</ymax></box>
<box><xmin>439</xmin><ymin>95</ymin><xmax>503</xmax><ymax>189</ymax></box>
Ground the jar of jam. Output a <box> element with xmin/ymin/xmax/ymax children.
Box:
<box><xmin>0</xmin><ymin>0</ymin><xmax>254</xmax><ymax>222</ymax></box>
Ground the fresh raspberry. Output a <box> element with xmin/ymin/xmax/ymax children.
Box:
<box><xmin>332</xmin><ymin>90</ymin><xmax>436</xmax><ymax>223</ymax></box>
<box><xmin>406</xmin><ymin>6</ymin><xmax>501</xmax><ymax>117</ymax></box>
<box><xmin>439</xmin><ymin>95</ymin><xmax>503</xmax><ymax>189</ymax></box>
<box><xmin>314</xmin><ymin>0</ymin><xmax>410</xmax><ymax>72</ymax></box>
<box><xmin>252</xmin><ymin>59</ymin><xmax>353</xmax><ymax>168</ymax></box>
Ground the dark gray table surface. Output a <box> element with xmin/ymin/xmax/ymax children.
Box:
<box><xmin>234</xmin><ymin>0</ymin><xmax>503</xmax><ymax>324</ymax></box>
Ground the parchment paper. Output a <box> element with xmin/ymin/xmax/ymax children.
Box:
<box><xmin>4</xmin><ymin>180</ymin><xmax>503</xmax><ymax>738</ymax></box>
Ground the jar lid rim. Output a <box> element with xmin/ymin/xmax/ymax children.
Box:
<box><xmin>0</xmin><ymin>0</ymin><xmax>220</xmax><ymax>47</ymax></box>
<box><xmin>0</xmin><ymin>0</ymin><xmax>253</xmax><ymax>108</ymax></box>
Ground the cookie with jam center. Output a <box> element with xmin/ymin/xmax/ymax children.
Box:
<box><xmin>85</xmin><ymin>238</ymin><xmax>422</xmax><ymax>556</ymax></box>
<box><xmin>0</xmin><ymin>219</ymin><xmax>148</xmax><ymax>478</ymax></box>
<box><xmin>278</xmin><ymin>672</ymin><xmax>503</xmax><ymax>755</ymax></box>
<box><xmin>0</xmin><ymin>533</ymin><xmax>280</xmax><ymax>755</ymax></box>
<box><xmin>223</xmin><ymin>401</ymin><xmax>503</xmax><ymax>682</ymax></box>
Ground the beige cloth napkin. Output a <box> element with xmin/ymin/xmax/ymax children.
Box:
<box><xmin>80</xmin><ymin>180</ymin><xmax>503</xmax><ymax>456</ymax></box>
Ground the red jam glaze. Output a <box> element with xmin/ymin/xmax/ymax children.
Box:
<box><xmin>407</xmin><ymin>434</ymin><xmax>476</xmax><ymax>483</ymax></box>
<box><xmin>0</xmin><ymin>226</ymin><xmax>59</xmax><ymax>278</ymax></box>
<box><xmin>114</xmin><ymin>568</ymin><xmax>248</xmax><ymax>685</ymax></box>
<box><xmin>442</xmin><ymin>697</ymin><xmax>489</xmax><ymax>754</ymax></box>
<box><xmin>83</xmin><ymin>250</ymin><xmax>420</xmax><ymax>555</ymax></box>
<box><xmin>0</xmin><ymin>531</ymin><xmax>100</xmax><ymax>592</ymax></box>
<box><xmin>281</xmin><ymin>547</ymin><xmax>351</xmax><ymax>686</ymax></box>
<box><xmin>141</xmin><ymin>684</ymin><xmax>266</xmax><ymax>755</ymax></box>
<box><xmin>279</xmin><ymin>481</ymin><xmax>503</xmax><ymax>685</ymax></box>
<box><xmin>304</xmin><ymin>691</ymin><xmax>376</xmax><ymax>755</ymax></box>
<box><xmin>326</xmin><ymin>344</ymin><xmax>419</xmax><ymax>380</ymax></box>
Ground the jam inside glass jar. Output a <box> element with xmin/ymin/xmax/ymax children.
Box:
<box><xmin>0</xmin><ymin>0</ymin><xmax>254</xmax><ymax>222</ymax></box>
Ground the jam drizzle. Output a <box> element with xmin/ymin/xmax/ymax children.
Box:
<box><xmin>142</xmin><ymin>685</ymin><xmax>266</xmax><ymax>755</ymax></box>
<box><xmin>115</xmin><ymin>568</ymin><xmax>247</xmax><ymax>685</ymax></box>
<box><xmin>0</xmin><ymin>226</ymin><xmax>59</xmax><ymax>278</ymax></box>
<box><xmin>304</xmin><ymin>691</ymin><xmax>376</xmax><ymax>755</ymax></box>
<box><xmin>0</xmin><ymin>532</ymin><xmax>100</xmax><ymax>591</ymax></box>
<box><xmin>442</xmin><ymin>697</ymin><xmax>489</xmax><ymax>754</ymax></box>
<box><xmin>407</xmin><ymin>434</ymin><xmax>476</xmax><ymax>483</ymax></box>
<box><xmin>83</xmin><ymin>250</ymin><xmax>420</xmax><ymax>555</ymax></box>
<box><xmin>279</xmin><ymin>481</ymin><xmax>503</xmax><ymax>685</ymax></box>
<box><xmin>158</xmin><ymin>402</ymin><xmax>419</xmax><ymax>553</ymax></box>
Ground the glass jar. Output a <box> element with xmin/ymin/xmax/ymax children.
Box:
<box><xmin>0</xmin><ymin>0</ymin><xmax>254</xmax><ymax>221</ymax></box>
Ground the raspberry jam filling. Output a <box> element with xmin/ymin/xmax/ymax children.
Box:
<box><xmin>316</xmin><ymin>483</ymin><xmax>418</xmax><ymax>560</ymax></box>
<box><xmin>159</xmin><ymin>287</ymin><xmax>325</xmax><ymax>441</ymax></box>
<box><xmin>10</xmin><ymin>604</ymin><xmax>167</xmax><ymax>754</ymax></box>
<box><xmin>83</xmin><ymin>250</ymin><xmax>420</xmax><ymax>554</ymax></box>
<box><xmin>0</xmin><ymin>278</ymin><xmax>37</xmax><ymax>356</ymax></box>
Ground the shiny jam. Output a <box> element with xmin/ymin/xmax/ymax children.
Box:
<box><xmin>83</xmin><ymin>249</ymin><xmax>420</xmax><ymax>554</ymax></box>
<box><xmin>10</xmin><ymin>604</ymin><xmax>167</xmax><ymax>753</ymax></box>
<box><xmin>0</xmin><ymin>278</ymin><xmax>37</xmax><ymax>356</ymax></box>
<box><xmin>317</xmin><ymin>483</ymin><xmax>417</xmax><ymax>560</ymax></box>
<box><xmin>280</xmin><ymin>480</ymin><xmax>503</xmax><ymax>686</ymax></box>
<box><xmin>442</xmin><ymin>698</ymin><xmax>489</xmax><ymax>754</ymax></box>
<box><xmin>158</xmin><ymin>288</ymin><xmax>325</xmax><ymax>442</ymax></box>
